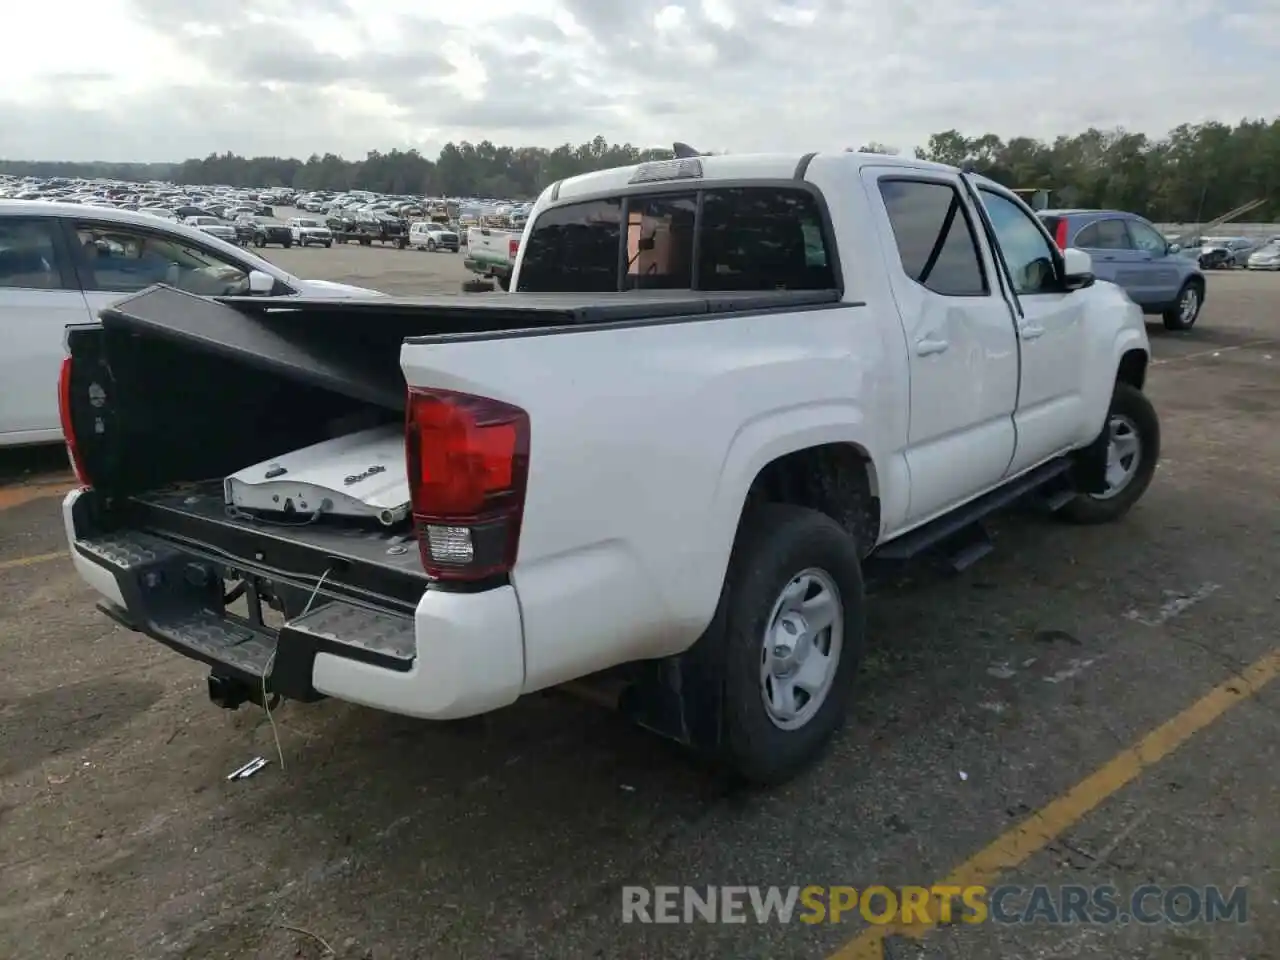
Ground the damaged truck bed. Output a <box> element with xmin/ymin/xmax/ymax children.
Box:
<box><xmin>62</xmin><ymin>283</ymin><xmax>837</xmax><ymax>713</ymax></box>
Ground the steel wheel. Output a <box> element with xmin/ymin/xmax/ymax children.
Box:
<box><xmin>1091</xmin><ymin>414</ymin><xmax>1142</xmax><ymax>500</ymax></box>
<box><xmin>759</xmin><ymin>568</ymin><xmax>843</xmax><ymax>731</ymax></box>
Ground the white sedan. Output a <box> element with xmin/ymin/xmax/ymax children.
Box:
<box><xmin>0</xmin><ymin>200</ymin><xmax>382</xmax><ymax>448</ymax></box>
<box><xmin>1245</xmin><ymin>241</ymin><xmax>1280</xmax><ymax>270</ymax></box>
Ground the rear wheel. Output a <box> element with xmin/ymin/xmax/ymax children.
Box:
<box><xmin>1059</xmin><ymin>382</ymin><xmax>1160</xmax><ymax>525</ymax></box>
<box><xmin>1163</xmin><ymin>280</ymin><xmax>1202</xmax><ymax>331</ymax></box>
<box><xmin>715</xmin><ymin>504</ymin><xmax>864</xmax><ymax>785</ymax></box>
<box><xmin>426</xmin><ymin>239</ymin><xmax>436</xmax><ymax>252</ymax></box>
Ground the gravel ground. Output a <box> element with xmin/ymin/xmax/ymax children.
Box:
<box><xmin>1</xmin><ymin>266</ymin><xmax>1277</xmax><ymax>960</ymax></box>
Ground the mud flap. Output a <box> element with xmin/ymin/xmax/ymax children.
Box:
<box><xmin>617</xmin><ymin>597</ymin><xmax>729</xmax><ymax>755</ymax></box>
<box><xmin>1072</xmin><ymin>421</ymin><xmax>1111</xmax><ymax>495</ymax></box>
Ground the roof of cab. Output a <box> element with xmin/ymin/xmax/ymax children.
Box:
<box><xmin>550</xmin><ymin>151</ymin><xmax>968</xmax><ymax>204</ymax></box>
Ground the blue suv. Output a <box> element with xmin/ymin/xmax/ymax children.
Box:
<box><xmin>1037</xmin><ymin>210</ymin><xmax>1206</xmax><ymax>331</ymax></box>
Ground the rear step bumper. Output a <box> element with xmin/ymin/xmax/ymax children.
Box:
<box><xmin>63</xmin><ymin>489</ymin><xmax>525</xmax><ymax>720</ymax></box>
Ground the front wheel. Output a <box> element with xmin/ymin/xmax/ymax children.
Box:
<box><xmin>426</xmin><ymin>239</ymin><xmax>436</xmax><ymax>252</ymax></box>
<box><xmin>1163</xmin><ymin>281</ymin><xmax>1202</xmax><ymax>331</ymax></box>
<box><xmin>715</xmin><ymin>504</ymin><xmax>864</xmax><ymax>785</ymax></box>
<box><xmin>1059</xmin><ymin>382</ymin><xmax>1160</xmax><ymax>525</ymax></box>
<box><xmin>324</xmin><ymin>241</ymin><xmax>332</xmax><ymax>248</ymax></box>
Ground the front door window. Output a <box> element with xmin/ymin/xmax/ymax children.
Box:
<box><xmin>75</xmin><ymin>223</ymin><xmax>253</xmax><ymax>296</ymax></box>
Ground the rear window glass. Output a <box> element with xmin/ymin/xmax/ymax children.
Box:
<box><xmin>516</xmin><ymin>186</ymin><xmax>835</xmax><ymax>293</ymax></box>
<box><xmin>518</xmin><ymin>198</ymin><xmax>622</xmax><ymax>293</ymax></box>
<box><xmin>1037</xmin><ymin>215</ymin><xmax>1063</xmax><ymax>240</ymax></box>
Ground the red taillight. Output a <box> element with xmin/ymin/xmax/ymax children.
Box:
<box><xmin>508</xmin><ymin>236</ymin><xmax>520</xmax><ymax>260</ymax></box>
<box><xmin>57</xmin><ymin>356</ymin><xmax>90</xmax><ymax>487</ymax></box>
<box><xmin>1054</xmin><ymin>220</ymin><xmax>1069</xmax><ymax>250</ymax></box>
<box><xmin>405</xmin><ymin>388</ymin><xmax>530</xmax><ymax>582</ymax></box>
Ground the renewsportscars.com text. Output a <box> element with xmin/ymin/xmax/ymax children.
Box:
<box><xmin>621</xmin><ymin>884</ymin><xmax>1248</xmax><ymax>926</ymax></box>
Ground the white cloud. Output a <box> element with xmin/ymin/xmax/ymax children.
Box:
<box><xmin>0</xmin><ymin>0</ymin><xmax>1276</xmax><ymax>162</ymax></box>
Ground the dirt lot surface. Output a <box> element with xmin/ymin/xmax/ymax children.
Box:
<box><xmin>1</xmin><ymin>263</ymin><xmax>1278</xmax><ymax>960</ymax></box>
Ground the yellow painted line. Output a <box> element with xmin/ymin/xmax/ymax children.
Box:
<box><xmin>827</xmin><ymin>647</ymin><xmax>1280</xmax><ymax>960</ymax></box>
<box><xmin>0</xmin><ymin>551</ymin><xmax>65</xmax><ymax>574</ymax></box>
<box><xmin>0</xmin><ymin>480</ymin><xmax>74</xmax><ymax>512</ymax></box>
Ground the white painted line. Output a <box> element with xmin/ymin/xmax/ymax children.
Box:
<box><xmin>1124</xmin><ymin>583</ymin><xmax>1221</xmax><ymax>627</ymax></box>
<box><xmin>1044</xmin><ymin>656</ymin><xmax>1100</xmax><ymax>684</ymax></box>
<box><xmin>1151</xmin><ymin>339</ymin><xmax>1276</xmax><ymax>366</ymax></box>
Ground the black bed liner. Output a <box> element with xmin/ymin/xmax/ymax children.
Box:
<box><xmin>97</xmin><ymin>285</ymin><xmax>843</xmax><ymax>411</ymax></box>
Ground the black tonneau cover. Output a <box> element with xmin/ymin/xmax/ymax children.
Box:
<box><xmin>98</xmin><ymin>285</ymin><xmax>842</xmax><ymax>411</ymax></box>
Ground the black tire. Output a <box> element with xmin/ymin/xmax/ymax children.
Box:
<box><xmin>1163</xmin><ymin>280</ymin><xmax>1203</xmax><ymax>331</ymax></box>
<box><xmin>426</xmin><ymin>239</ymin><xmax>436</xmax><ymax>252</ymax></box>
<box><xmin>324</xmin><ymin>241</ymin><xmax>332</xmax><ymax>248</ymax></box>
<box><xmin>254</xmin><ymin>236</ymin><xmax>265</xmax><ymax>248</ymax></box>
<box><xmin>283</xmin><ymin>239</ymin><xmax>292</xmax><ymax>248</ymax></box>
<box><xmin>1059</xmin><ymin>382</ymin><xmax>1160</xmax><ymax>525</ymax></box>
<box><xmin>715</xmin><ymin>504</ymin><xmax>865</xmax><ymax>785</ymax></box>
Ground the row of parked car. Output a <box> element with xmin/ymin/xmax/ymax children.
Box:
<box><xmin>1189</xmin><ymin>235</ymin><xmax>1280</xmax><ymax>270</ymax></box>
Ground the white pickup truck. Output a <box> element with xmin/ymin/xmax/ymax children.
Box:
<box><xmin>462</xmin><ymin>225</ymin><xmax>519</xmax><ymax>289</ymax></box>
<box><xmin>60</xmin><ymin>151</ymin><xmax>1157</xmax><ymax>784</ymax></box>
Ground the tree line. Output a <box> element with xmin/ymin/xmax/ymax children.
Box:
<box><xmin>2</xmin><ymin>118</ymin><xmax>1277</xmax><ymax>222</ymax></box>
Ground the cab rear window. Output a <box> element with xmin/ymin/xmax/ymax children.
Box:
<box><xmin>516</xmin><ymin>186</ymin><xmax>835</xmax><ymax>293</ymax></box>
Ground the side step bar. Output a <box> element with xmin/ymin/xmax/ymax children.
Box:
<box><xmin>870</xmin><ymin>457</ymin><xmax>1074</xmax><ymax>566</ymax></box>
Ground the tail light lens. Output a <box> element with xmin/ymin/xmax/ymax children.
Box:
<box><xmin>508</xmin><ymin>235</ymin><xmax>520</xmax><ymax>260</ymax></box>
<box><xmin>57</xmin><ymin>356</ymin><xmax>90</xmax><ymax>487</ymax></box>
<box><xmin>1054</xmin><ymin>220</ymin><xmax>1069</xmax><ymax>250</ymax></box>
<box><xmin>405</xmin><ymin>388</ymin><xmax>530</xmax><ymax>582</ymax></box>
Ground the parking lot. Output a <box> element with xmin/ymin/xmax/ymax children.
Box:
<box><xmin>1</xmin><ymin>260</ymin><xmax>1277</xmax><ymax>960</ymax></box>
<box><xmin>268</xmin><ymin>207</ymin><xmax>475</xmax><ymax>295</ymax></box>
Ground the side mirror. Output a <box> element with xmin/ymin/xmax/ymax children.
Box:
<box><xmin>1062</xmin><ymin>247</ymin><xmax>1095</xmax><ymax>290</ymax></box>
<box><xmin>248</xmin><ymin>270</ymin><xmax>275</xmax><ymax>295</ymax></box>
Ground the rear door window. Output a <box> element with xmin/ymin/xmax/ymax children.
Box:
<box><xmin>0</xmin><ymin>218</ymin><xmax>70</xmax><ymax>290</ymax></box>
<box><xmin>516</xmin><ymin>186</ymin><xmax>835</xmax><ymax>293</ymax></box>
<box><xmin>877</xmin><ymin>179</ymin><xmax>987</xmax><ymax>296</ymax></box>
<box><xmin>1074</xmin><ymin>219</ymin><xmax>1133</xmax><ymax>250</ymax></box>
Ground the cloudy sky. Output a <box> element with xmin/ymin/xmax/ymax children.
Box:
<box><xmin>3</xmin><ymin>0</ymin><xmax>1277</xmax><ymax>162</ymax></box>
